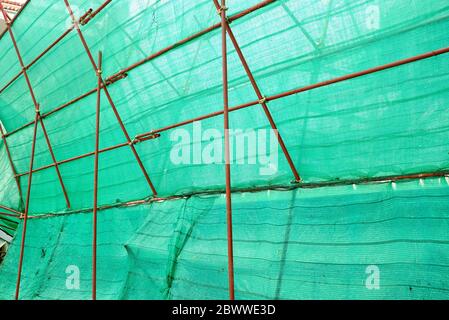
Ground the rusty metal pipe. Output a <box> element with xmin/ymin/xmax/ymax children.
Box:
<box><xmin>65</xmin><ymin>0</ymin><xmax>158</xmax><ymax>196</ymax></box>
<box><xmin>218</xmin><ymin>0</ymin><xmax>235</xmax><ymax>301</ymax></box>
<box><xmin>92</xmin><ymin>51</ymin><xmax>103</xmax><ymax>300</ymax></box>
<box><xmin>14</xmin><ymin>113</ymin><xmax>39</xmax><ymax>300</ymax></box>
<box><xmin>2</xmin><ymin>0</ymin><xmax>277</xmax><ymax>139</ymax></box>
<box><xmin>212</xmin><ymin>0</ymin><xmax>300</xmax><ymax>182</ymax></box>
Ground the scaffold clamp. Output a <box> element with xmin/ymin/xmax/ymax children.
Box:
<box><xmin>105</xmin><ymin>72</ymin><xmax>128</xmax><ymax>85</ymax></box>
<box><xmin>146</xmin><ymin>132</ymin><xmax>161</xmax><ymax>140</ymax></box>
<box><xmin>217</xmin><ymin>5</ymin><xmax>228</xmax><ymax>15</ymax></box>
<box><xmin>79</xmin><ymin>8</ymin><xmax>93</xmax><ymax>26</ymax></box>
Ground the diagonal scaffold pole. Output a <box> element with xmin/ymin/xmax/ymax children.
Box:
<box><xmin>2</xmin><ymin>0</ymin><xmax>277</xmax><ymax>139</ymax></box>
<box><xmin>38</xmin><ymin>117</ymin><xmax>71</xmax><ymax>208</ymax></box>
<box><xmin>13</xmin><ymin>45</ymin><xmax>449</xmax><ymax>180</ymax></box>
<box><xmin>92</xmin><ymin>51</ymin><xmax>103</xmax><ymax>300</ymax></box>
<box><xmin>0</xmin><ymin>3</ymin><xmax>71</xmax><ymax>209</ymax></box>
<box><xmin>0</xmin><ymin>211</ymin><xmax>20</xmax><ymax>218</ymax></box>
<box><xmin>218</xmin><ymin>0</ymin><xmax>235</xmax><ymax>300</ymax></box>
<box><xmin>0</xmin><ymin>27</ymin><xmax>74</xmax><ymax>95</ymax></box>
<box><xmin>0</xmin><ymin>3</ymin><xmax>52</xmax><ymax>300</ymax></box>
<box><xmin>212</xmin><ymin>0</ymin><xmax>301</xmax><ymax>183</ymax></box>
<box><xmin>0</xmin><ymin>204</ymin><xmax>22</xmax><ymax>216</ymax></box>
<box><xmin>63</xmin><ymin>0</ymin><xmax>158</xmax><ymax>197</ymax></box>
<box><xmin>0</xmin><ymin>0</ymin><xmax>112</xmax><ymax>96</ymax></box>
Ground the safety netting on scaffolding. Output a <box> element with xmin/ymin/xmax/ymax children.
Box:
<box><xmin>0</xmin><ymin>0</ymin><xmax>449</xmax><ymax>300</ymax></box>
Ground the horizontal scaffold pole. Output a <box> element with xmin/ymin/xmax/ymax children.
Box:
<box><xmin>24</xmin><ymin>170</ymin><xmax>449</xmax><ymax>221</ymax></box>
<box><xmin>2</xmin><ymin>0</ymin><xmax>277</xmax><ymax>138</ymax></box>
<box><xmin>0</xmin><ymin>0</ymin><xmax>112</xmax><ymax>95</ymax></box>
<box><xmin>14</xmin><ymin>45</ymin><xmax>449</xmax><ymax>178</ymax></box>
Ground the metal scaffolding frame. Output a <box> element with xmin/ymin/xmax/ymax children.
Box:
<box><xmin>0</xmin><ymin>0</ymin><xmax>448</xmax><ymax>300</ymax></box>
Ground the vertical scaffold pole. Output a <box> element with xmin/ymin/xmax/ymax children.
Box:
<box><xmin>63</xmin><ymin>0</ymin><xmax>158</xmax><ymax>197</ymax></box>
<box><xmin>0</xmin><ymin>2</ymin><xmax>47</xmax><ymax>300</ymax></box>
<box><xmin>212</xmin><ymin>0</ymin><xmax>300</xmax><ymax>182</ymax></box>
<box><xmin>0</xmin><ymin>3</ymin><xmax>71</xmax><ymax>209</ymax></box>
<box><xmin>92</xmin><ymin>51</ymin><xmax>103</xmax><ymax>301</ymax></box>
<box><xmin>14</xmin><ymin>112</ymin><xmax>39</xmax><ymax>300</ymax></box>
<box><xmin>219</xmin><ymin>0</ymin><xmax>235</xmax><ymax>300</ymax></box>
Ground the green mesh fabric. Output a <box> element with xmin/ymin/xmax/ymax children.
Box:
<box><xmin>1</xmin><ymin>178</ymin><xmax>449</xmax><ymax>299</ymax></box>
<box><xmin>0</xmin><ymin>214</ymin><xmax>18</xmax><ymax>239</ymax></box>
<box><xmin>1</xmin><ymin>0</ymin><xmax>449</xmax><ymax>299</ymax></box>
<box><xmin>0</xmin><ymin>0</ymin><xmax>448</xmax><ymax>214</ymax></box>
<box><xmin>0</xmin><ymin>136</ymin><xmax>20</xmax><ymax>211</ymax></box>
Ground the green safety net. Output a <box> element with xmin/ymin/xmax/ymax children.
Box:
<box><xmin>0</xmin><ymin>214</ymin><xmax>18</xmax><ymax>239</ymax></box>
<box><xmin>0</xmin><ymin>0</ymin><xmax>449</xmax><ymax>299</ymax></box>
<box><xmin>1</xmin><ymin>178</ymin><xmax>449</xmax><ymax>299</ymax></box>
